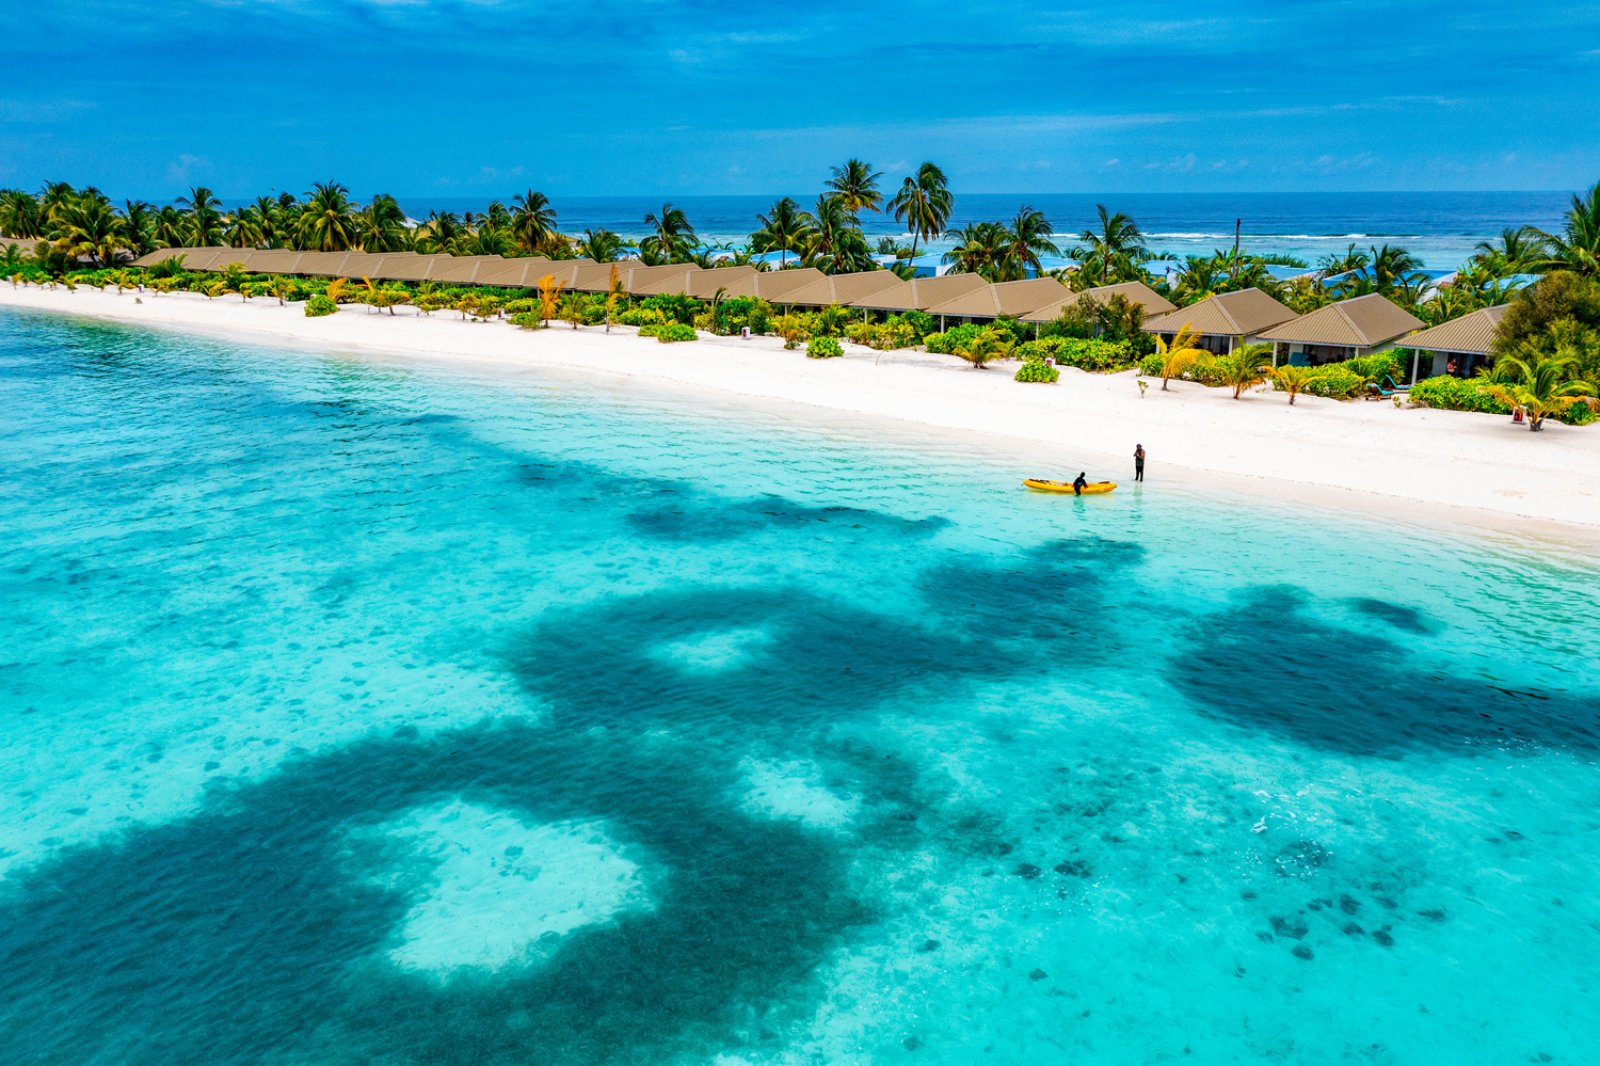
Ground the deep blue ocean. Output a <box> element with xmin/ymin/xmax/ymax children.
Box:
<box><xmin>2</xmin><ymin>307</ymin><xmax>1598</xmax><ymax>1065</ymax></box>
<box><xmin>389</xmin><ymin>190</ymin><xmax>1573</xmax><ymax>269</ymax></box>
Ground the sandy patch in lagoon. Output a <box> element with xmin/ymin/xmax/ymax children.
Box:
<box><xmin>4</xmin><ymin>284</ymin><xmax>1598</xmax><ymax>540</ymax></box>
<box><xmin>353</xmin><ymin>800</ymin><xmax>654</xmax><ymax>978</ymax></box>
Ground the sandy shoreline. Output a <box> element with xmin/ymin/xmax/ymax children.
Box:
<box><xmin>4</xmin><ymin>284</ymin><xmax>1599</xmax><ymax>540</ymax></box>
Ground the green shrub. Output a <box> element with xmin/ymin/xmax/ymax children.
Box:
<box><xmin>1340</xmin><ymin>352</ymin><xmax>1403</xmax><ymax>382</ymax></box>
<box><xmin>925</xmin><ymin>323</ymin><xmax>987</xmax><ymax>355</ymax></box>
<box><xmin>1139</xmin><ymin>353</ymin><xmax>1165</xmax><ymax>377</ymax></box>
<box><xmin>807</xmin><ymin>336</ymin><xmax>843</xmax><ymax>359</ymax></box>
<box><xmin>637</xmin><ymin>322</ymin><xmax>662</xmax><ymax>337</ymax></box>
<box><xmin>639</xmin><ymin>293</ymin><xmax>703</xmax><ymax>325</ymax></box>
<box><xmin>844</xmin><ymin>320</ymin><xmax>917</xmax><ymax>350</ymax></box>
<box><xmin>711</xmin><ymin>295</ymin><xmax>771</xmax><ymax>336</ymax></box>
<box><xmin>618</xmin><ymin>307</ymin><xmax>666</xmax><ymax>327</ymax></box>
<box><xmin>304</xmin><ymin>294</ymin><xmax>338</xmax><ymax>318</ymax></box>
<box><xmin>1015</xmin><ymin>360</ymin><xmax>1059</xmax><ymax>383</ymax></box>
<box><xmin>509</xmin><ymin>312</ymin><xmax>542</xmax><ymax>330</ymax></box>
<box><xmin>892</xmin><ymin>310</ymin><xmax>936</xmax><ymax>340</ymax></box>
<box><xmin>1303</xmin><ymin>367</ymin><xmax>1366</xmax><ymax>399</ymax></box>
<box><xmin>655</xmin><ymin>322</ymin><xmax>697</xmax><ymax>343</ymax></box>
<box><xmin>1408</xmin><ymin>375</ymin><xmax>1513</xmax><ymax>415</ymax></box>
<box><xmin>1056</xmin><ymin>338</ymin><xmax>1135</xmax><ymax>372</ymax></box>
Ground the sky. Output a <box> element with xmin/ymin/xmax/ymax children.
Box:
<box><xmin>3</xmin><ymin>0</ymin><xmax>1599</xmax><ymax>202</ymax></box>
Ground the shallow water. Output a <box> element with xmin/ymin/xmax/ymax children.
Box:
<box><xmin>1</xmin><ymin>308</ymin><xmax>1597</xmax><ymax>1065</ymax></box>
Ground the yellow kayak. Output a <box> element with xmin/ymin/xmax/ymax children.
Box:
<box><xmin>1022</xmin><ymin>478</ymin><xmax>1117</xmax><ymax>495</ymax></box>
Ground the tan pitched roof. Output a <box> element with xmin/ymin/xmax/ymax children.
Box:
<box><xmin>620</xmin><ymin>263</ymin><xmax>699</xmax><ymax>295</ymax></box>
<box><xmin>1143</xmin><ymin>287</ymin><xmax>1297</xmax><ymax>338</ymax></box>
<box><xmin>132</xmin><ymin>246</ymin><xmax>235</xmax><ymax>270</ymax></box>
<box><xmin>375</xmin><ymin>255</ymin><xmax>445</xmax><ymax>282</ymax></box>
<box><xmin>471</xmin><ymin>257</ymin><xmax>550</xmax><ymax>288</ymax></box>
<box><xmin>1020</xmin><ymin>280</ymin><xmax>1177</xmax><ymax>323</ymax></box>
<box><xmin>850</xmin><ymin>272</ymin><xmax>988</xmax><ymax>311</ymax></box>
<box><xmin>1258</xmin><ymin>293</ymin><xmax>1424</xmax><ymax>347</ymax></box>
<box><xmin>332</xmin><ymin>252</ymin><xmax>390</xmax><ymax>278</ymax></box>
<box><xmin>240</xmin><ymin>249</ymin><xmax>304</xmax><ymax>274</ymax></box>
<box><xmin>685</xmin><ymin>265</ymin><xmax>758</xmax><ymax>299</ymax></box>
<box><xmin>1401</xmin><ymin>304</ymin><xmax>1510</xmax><ymax>356</ymax></box>
<box><xmin>923</xmin><ymin>277</ymin><xmax>1073</xmax><ymax>319</ymax></box>
<box><xmin>780</xmin><ymin>270</ymin><xmax>903</xmax><ymax>308</ymax></box>
<box><xmin>712</xmin><ymin>267</ymin><xmax>828</xmax><ymax>301</ymax></box>
<box><xmin>131</xmin><ymin>246</ymin><xmax>219</xmax><ymax>269</ymax></box>
<box><xmin>425</xmin><ymin>255</ymin><xmax>506</xmax><ymax>285</ymax></box>
<box><xmin>294</xmin><ymin>251</ymin><xmax>352</xmax><ymax>276</ymax></box>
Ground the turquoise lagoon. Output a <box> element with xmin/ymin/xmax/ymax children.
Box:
<box><xmin>0</xmin><ymin>308</ymin><xmax>1597</xmax><ymax>1065</ymax></box>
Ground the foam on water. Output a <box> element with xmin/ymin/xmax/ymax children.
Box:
<box><xmin>1</xmin><ymin>308</ymin><xmax>1598</xmax><ymax>1065</ymax></box>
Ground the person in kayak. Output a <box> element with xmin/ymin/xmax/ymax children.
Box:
<box><xmin>1134</xmin><ymin>444</ymin><xmax>1145</xmax><ymax>483</ymax></box>
<box><xmin>1072</xmin><ymin>472</ymin><xmax>1088</xmax><ymax>495</ymax></box>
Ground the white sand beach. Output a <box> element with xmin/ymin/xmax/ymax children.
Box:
<box><xmin>4</xmin><ymin>284</ymin><xmax>1598</xmax><ymax>537</ymax></box>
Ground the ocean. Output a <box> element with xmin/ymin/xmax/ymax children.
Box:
<box><xmin>1</xmin><ymin>308</ymin><xmax>1598</xmax><ymax>1065</ymax></box>
<box><xmin>389</xmin><ymin>190</ymin><xmax>1575</xmax><ymax>270</ymax></box>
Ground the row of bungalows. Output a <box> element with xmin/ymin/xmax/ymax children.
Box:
<box><xmin>129</xmin><ymin>247</ymin><xmax>1181</xmax><ymax>325</ymax></box>
<box><xmin>1142</xmin><ymin>287</ymin><xmax>1507</xmax><ymax>380</ymax></box>
<box><xmin>131</xmin><ymin>248</ymin><xmax>1509</xmax><ymax>379</ymax></box>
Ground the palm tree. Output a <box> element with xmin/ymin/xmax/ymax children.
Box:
<box><xmin>577</xmin><ymin>227</ymin><xmax>624</xmax><ymax>263</ymax></box>
<box><xmin>1473</xmin><ymin>226</ymin><xmax>1548</xmax><ymax>278</ymax></box>
<box><xmin>1172</xmin><ymin>256</ymin><xmax>1226</xmax><ymax>304</ymax></box>
<box><xmin>152</xmin><ymin>205</ymin><xmax>186</xmax><ymax>248</ymax></box>
<box><xmin>1001</xmin><ymin>206</ymin><xmax>1060</xmax><ymax>280</ymax></box>
<box><xmin>943</xmin><ymin>221</ymin><xmax>1009</xmax><ymax>280</ymax></box>
<box><xmin>1482</xmin><ymin>353</ymin><xmax>1598</xmax><ymax>430</ymax></box>
<box><xmin>803</xmin><ymin>194</ymin><xmax>872</xmax><ymax>274</ymax></box>
<box><xmin>886</xmin><ymin>162</ymin><xmax>953</xmax><ymax>271</ymax></box>
<box><xmin>1269</xmin><ymin>364</ymin><xmax>1317</xmax><ymax>404</ymax></box>
<box><xmin>827</xmin><ymin>158</ymin><xmax>883</xmax><ymax>216</ymax></box>
<box><xmin>178</xmin><ymin>185</ymin><xmax>225</xmax><ymax>246</ymax></box>
<box><xmin>751</xmin><ymin>197</ymin><xmax>811</xmax><ymax>270</ymax></box>
<box><xmin>1212</xmin><ymin>343</ymin><xmax>1273</xmax><ymax>399</ymax></box>
<box><xmin>354</xmin><ymin>193</ymin><xmax>409</xmax><ymax>252</ymax></box>
<box><xmin>298</xmin><ymin>181</ymin><xmax>358</xmax><ymax>251</ymax></box>
<box><xmin>1154</xmin><ymin>325</ymin><xmax>1210</xmax><ymax>391</ymax></box>
<box><xmin>952</xmin><ymin>326</ymin><xmax>1013</xmax><ymax>368</ymax></box>
<box><xmin>121</xmin><ymin>199</ymin><xmax>155</xmax><ymax>256</ymax></box>
<box><xmin>414</xmin><ymin>211</ymin><xmax>463</xmax><ymax>254</ymax></box>
<box><xmin>0</xmin><ymin>189</ymin><xmax>44</xmax><ymax>237</ymax></box>
<box><xmin>53</xmin><ymin>195</ymin><xmax>124</xmax><ymax>266</ymax></box>
<box><xmin>1537</xmin><ymin>180</ymin><xmax>1600</xmax><ymax>276</ymax></box>
<box><xmin>1318</xmin><ymin>242</ymin><xmax>1370</xmax><ymax>277</ymax></box>
<box><xmin>1073</xmin><ymin>205</ymin><xmax>1148</xmax><ymax>286</ymax></box>
<box><xmin>511</xmin><ymin>189</ymin><xmax>559</xmax><ymax>256</ymax></box>
<box><xmin>1369</xmin><ymin>243</ymin><xmax>1421</xmax><ymax>294</ymax></box>
<box><xmin>641</xmin><ymin>202</ymin><xmax>696</xmax><ymax>265</ymax></box>
<box><xmin>224</xmin><ymin>205</ymin><xmax>267</xmax><ymax>249</ymax></box>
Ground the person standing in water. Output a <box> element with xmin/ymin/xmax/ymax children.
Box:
<box><xmin>1134</xmin><ymin>443</ymin><xmax>1145</xmax><ymax>483</ymax></box>
<box><xmin>1072</xmin><ymin>472</ymin><xmax>1088</xmax><ymax>496</ymax></box>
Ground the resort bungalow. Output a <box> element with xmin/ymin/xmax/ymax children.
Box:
<box><xmin>713</xmin><ymin>266</ymin><xmax>828</xmax><ymax>303</ymax></box>
<box><xmin>921</xmin><ymin>278</ymin><xmax>1072</xmax><ymax>328</ymax></box>
<box><xmin>133</xmin><ymin>246</ymin><xmax>235</xmax><ymax>272</ymax></box>
<box><xmin>1256</xmin><ymin>293</ymin><xmax>1424</xmax><ymax>367</ymax></box>
<box><xmin>780</xmin><ymin>270</ymin><xmax>906</xmax><ymax>310</ymax></box>
<box><xmin>848</xmin><ymin>272</ymin><xmax>988</xmax><ymax>316</ymax></box>
<box><xmin>685</xmin><ymin>265</ymin><xmax>759</xmax><ymax>300</ymax></box>
<box><xmin>1403</xmin><ymin>304</ymin><xmax>1509</xmax><ymax>380</ymax></box>
<box><xmin>1141</xmin><ymin>287</ymin><xmax>1298</xmax><ymax>355</ymax></box>
<box><xmin>1020</xmin><ymin>280</ymin><xmax>1176</xmax><ymax>329</ymax></box>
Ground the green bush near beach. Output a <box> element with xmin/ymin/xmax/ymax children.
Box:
<box><xmin>806</xmin><ymin>336</ymin><xmax>843</xmax><ymax>359</ymax></box>
<box><xmin>653</xmin><ymin>322</ymin><xmax>697</xmax><ymax>343</ymax></box>
<box><xmin>304</xmin><ymin>294</ymin><xmax>337</xmax><ymax>318</ymax></box>
<box><xmin>1015</xmin><ymin>337</ymin><xmax>1135</xmax><ymax>372</ymax></box>
<box><xmin>1014</xmin><ymin>359</ymin><xmax>1059</xmax><ymax>383</ymax></box>
<box><xmin>925</xmin><ymin>323</ymin><xmax>988</xmax><ymax>355</ymax></box>
<box><xmin>1408</xmin><ymin>375</ymin><xmax>1513</xmax><ymax>415</ymax></box>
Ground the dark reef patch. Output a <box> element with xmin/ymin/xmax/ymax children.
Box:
<box><xmin>1167</xmin><ymin>586</ymin><xmax>1600</xmax><ymax>756</ymax></box>
<box><xmin>0</xmin><ymin>723</ymin><xmax>867</xmax><ymax>1066</ymax></box>
<box><xmin>627</xmin><ymin>493</ymin><xmax>951</xmax><ymax>543</ymax></box>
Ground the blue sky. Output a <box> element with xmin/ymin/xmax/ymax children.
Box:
<box><xmin>4</xmin><ymin>0</ymin><xmax>1598</xmax><ymax>200</ymax></box>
